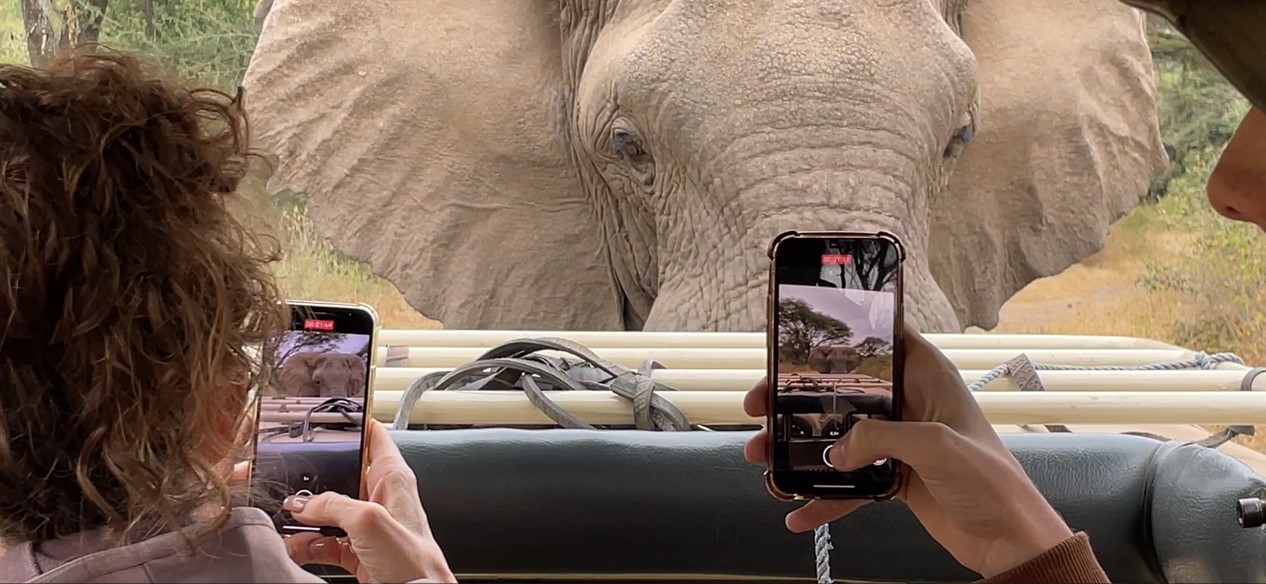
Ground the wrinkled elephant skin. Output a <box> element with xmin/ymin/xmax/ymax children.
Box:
<box><xmin>243</xmin><ymin>0</ymin><xmax>1168</xmax><ymax>333</ymax></box>
<box><xmin>279</xmin><ymin>352</ymin><xmax>367</xmax><ymax>398</ymax></box>
<box><xmin>807</xmin><ymin>345</ymin><xmax>863</xmax><ymax>375</ymax></box>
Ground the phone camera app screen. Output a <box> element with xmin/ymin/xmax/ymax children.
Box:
<box><xmin>774</xmin><ymin>238</ymin><xmax>900</xmax><ymax>477</ymax></box>
<box><xmin>251</xmin><ymin>318</ymin><xmax>371</xmax><ymax>535</ymax></box>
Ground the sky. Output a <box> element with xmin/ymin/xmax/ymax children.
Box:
<box><xmin>277</xmin><ymin>332</ymin><xmax>372</xmax><ymax>357</ymax></box>
<box><xmin>780</xmin><ymin>284</ymin><xmax>895</xmax><ymax>344</ymax></box>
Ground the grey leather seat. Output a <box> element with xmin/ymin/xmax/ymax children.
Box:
<box><xmin>295</xmin><ymin>430</ymin><xmax>1266</xmax><ymax>582</ymax></box>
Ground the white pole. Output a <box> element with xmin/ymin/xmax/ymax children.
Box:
<box><xmin>376</xmin><ymin>330</ymin><xmax>1185</xmax><ymax>351</ymax></box>
<box><xmin>374</xmin><ymin>346</ymin><xmax>1196</xmax><ymax>370</ymax></box>
<box><xmin>371</xmin><ymin>367</ymin><xmax>1266</xmax><ymax>392</ymax></box>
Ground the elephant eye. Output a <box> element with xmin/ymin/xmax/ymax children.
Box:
<box><xmin>942</xmin><ymin>112</ymin><xmax>974</xmax><ymax>160</ymax></box>
<box><xmin>612</xmin><ymin>131</ymin><xmax>649</xmax><ymax>162</ymax></box>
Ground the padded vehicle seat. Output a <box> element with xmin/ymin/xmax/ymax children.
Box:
<box><xmin>295</xmin><ymin>430</ymin><xmax>1266</xmax><ymax>582</ymax></box>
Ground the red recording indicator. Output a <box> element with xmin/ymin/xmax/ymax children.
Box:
<box><xmin>821</xmin><ymin>254</ymin><xmax>852</xmax><ymax>266</ymax></box>
<box><xmin>303</xmin><ymin>318</ymin><xmax>335</xmax><ymax>331</ymax></box>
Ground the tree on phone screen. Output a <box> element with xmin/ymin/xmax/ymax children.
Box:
<box><xmin>777</xmin><ymin>298</ymin><xmax>854</xmax><ymax>364</ymax></box>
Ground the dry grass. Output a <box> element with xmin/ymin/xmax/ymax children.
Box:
<box><xmin>270</xmin><ymin>207</ymin><xmax>442</xmax><ymax>329</ymax></box>
<box><xmin>989</xmin><ymin>203</ymin><xmax>1266</xmax><ymax>452</ymax></box>
<box><xmin>231</xmin><ymin>171</ymin><xmax>440</xmax><ymax>330</ymax></box>
<box><xmin>990</xmin><ymin>220</ymin><xmax>1178</xmax><ymax>340</ymax></box>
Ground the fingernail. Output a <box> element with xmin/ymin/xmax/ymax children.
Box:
<box><xmin>284</xmin><ymin>494</ymin><xmax>310</xmax><ymax>511</ymax></box>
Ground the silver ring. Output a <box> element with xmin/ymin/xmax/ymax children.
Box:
<box><xmin>822</xmin><ymin>445</ymin><xmax>836</xmax><ymax>469</ymax></box>
<box><xmin>294</xmin><ymin>489</ymin><xmax>314</xmax><ymax>497</ymax></box>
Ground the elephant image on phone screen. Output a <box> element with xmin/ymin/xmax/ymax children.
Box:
<box><xmin>807</xmin><ymin>345</ymin><xmax>863</xmax><ymax>375</ymax></box>
<box><xmin>279</xmin><ymin>351</ymin><xmax>367</xmax><ymax>398</ymax></box>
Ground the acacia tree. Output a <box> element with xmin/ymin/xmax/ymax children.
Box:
<box><xmin>777</xmin><ymin>298</ymin><xmax>853</xmax><ymax>364</ymax></box>
<box><xmin>276</xmin><ymin>331</ymin><xmax>349</xmax><ymax>364</ymax></box>
<box><xmin>847</xmin><ymin>239</ymin><xmax>900</xmax><ymax>292</ymax></box>
<box><xmin>854</xmin><ymin>336</ymin><xmax>892</xmax><ymax>358</ymax></box>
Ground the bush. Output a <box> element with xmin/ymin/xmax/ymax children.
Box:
<box><xmin>99</xmin><ymin>0</ymin><xmax>259</xmax><ymax>90</ymax></box>
<box><xmin>1137</xmin><ymin>19</ymin><xmax>1264</xmax><ymax>363</ymax></box>
<box><xmin>1142</xmin><ymin>147</ymin><xmax>1266</xmax><ymax>363</ymax></box>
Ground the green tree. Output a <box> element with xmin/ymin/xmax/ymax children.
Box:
<box><xmin>1146</xmin><ymin>15</ymin><xmax>1248</xmax><ymax>199</ymax></box>
<box><xmin>777</xmin><ymin>298</ymin><xmax>853</xmax><ymax>364</ymax></box>
<box><xmin>854</xmin><ymin>336</ymin><xmax>891</xmax><ymax>358</ymax></box>
<box><xmin>19</xmin><ymin>0</ymin><xmax>258</xmax><ymax>90</ymax></box>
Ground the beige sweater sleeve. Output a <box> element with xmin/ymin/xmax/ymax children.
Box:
<box><xmin>977</xmin><ymin>532</ymin><xmax>1111</xmax><ymax>584</ymax></box>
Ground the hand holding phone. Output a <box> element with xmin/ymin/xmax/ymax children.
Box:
<box><xmin>748</xmin><ymin>285</ymin><xmax>1080</xmax><ymax>578</ymax></box>
<box><xmin>281</xmin><ymin>419</ymin><xmax>456</xmax><ymax>583</ymax></box>
<box><xmin>249</xmin><ymin>300</ymin><xmax>379</xmax><ymax>537</ymax></box>
<box><xmin>764</xmin><ymin>231</ymin><xmax>905</xmax><ymax>500</ymax></box>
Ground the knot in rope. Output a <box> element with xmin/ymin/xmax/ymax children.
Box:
<box><xmin>390</xmin><ymin>338</ymin><xmax>691</xmax><ymax>431</ymax></box>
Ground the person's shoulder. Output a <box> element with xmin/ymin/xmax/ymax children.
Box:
<box><xmin>13</xmin><ymin>508</ymin><xmax>324</xmax><ymax>584</ymax></box>
<box><xmin>977</xmin><ymin>531</ymin><xmax>1110</xmax><ymax>584</ymax></box>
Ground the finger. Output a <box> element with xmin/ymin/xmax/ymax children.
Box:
<box><xmin>743</xmin><ymin>429</ymin><xmax>768</xmax><ymax>464</ymax></box>
<box><xmin>363</xmin><ymin>419</ymin><xmax>410</xmax><ymax>470</ymax></box>
<box><xmin>785</xmin><ymin>499</ymin><xmax>871</xmax><ymax>533</ymax></box>
<box><xmin>229</xmin><ymin>460</ymin><xmax>252</xmax><ymax>486</ymax></box>
<box><xmin>285</xmin><ymin>531</ymin><xmax>360</xmax><ymax>571</ymax></box>
<box><xmin>742</xmin><ymin>377</ymin><xmax>769</xmax><ymax>417</ymax></box>
<box><xmin>828</xmin><ymin>419</ymin><xmax>965</xmax><ymax>473</ymax></box>
<box><xmin>285</xmin><ymin>491</ymin><xmax>402</xmax><ymax>540</ymax></box>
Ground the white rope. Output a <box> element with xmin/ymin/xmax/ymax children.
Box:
<box><xmin>811</xmin><ymin>350</ymin><xmax>1246</xmax><ymax>583</ymax></box>
<box><xmin>814</xmin><ymin>523</ymin><xmax>834</xmax><ymax>583</ymax></box>
<box><xmin>966</xmin><ymin>351</ymin><xmax>1245</xmax><ymax>391</ymax></box>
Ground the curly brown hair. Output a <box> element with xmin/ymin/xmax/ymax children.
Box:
<box><xmin>0</xmin><ymin>51</ymin><xmax>289</xmax><ymax>545</ymax></box>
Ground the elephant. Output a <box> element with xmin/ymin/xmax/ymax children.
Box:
<box><xmin>279</xmin><ymin>351</ymin><xmax>367</xmax><ymax>398</ymax></box>
<box><xmin>242</xmin><ymin>0</ymin><xmax>1168</xmax><ymax>333</ymax></box>
<box><xmin>807</xmin><ymin>345</ymin><xmax>863</xmax><ymax>375</ymax></box>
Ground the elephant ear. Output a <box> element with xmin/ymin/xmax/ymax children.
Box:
<box><xmin>241</xmin><ymin>0</ymin><xmax>624</xmax><ymax>330</ymax></box>
<box><xmin>278</xmin><ymin>352</ymin><xmax>314</xmax><ymax>396</ymax></box>
<box><xmin>930</xmin><ymin>0</ymin><xmax>1169</xmax><ymax>330</ymax></box>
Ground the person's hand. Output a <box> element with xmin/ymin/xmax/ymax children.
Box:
<box><xmin>281</xmin><ymin>419</ymin><xmax>456</xmax><ymax>583</ymax></box>
<box><xmin>743</xmin><ymin>325</ymin><xmax>1074</xmax><ymax>578</ymax></box>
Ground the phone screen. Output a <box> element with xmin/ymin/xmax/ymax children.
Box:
<box><xmin>769</xmin><ymin>235</ymin><xmax>903</xmax><ymax>498</ymax></box>
<box><xmin>250</xmin><ymin>303</ymin><xmax>375</xmax><ymax>536</ymax></box>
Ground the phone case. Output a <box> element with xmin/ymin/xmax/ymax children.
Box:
<box><xmin>764</xmin><ymin>230</ymin><xmax>907</xmax><ymax>502</ymax></box>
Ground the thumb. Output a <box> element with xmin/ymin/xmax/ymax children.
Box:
<box><xmin>829</xmin><ymin>419</ymin><xmax>966</xmax><ymax>473</ymax></box>
<box><xmin>285</xmin><ymin>491</ymin><xmax>395</xmax><ymax>537</ymax></box>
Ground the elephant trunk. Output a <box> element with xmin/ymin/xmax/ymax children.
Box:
<box><xmin>643</xmin><ymin>160</ymin><xmax>962</xmax><ymax>333</ymax></box>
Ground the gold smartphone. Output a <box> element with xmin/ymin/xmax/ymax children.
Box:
<box><xmin>764</xmin><ymin>231</ymin><xmax>907</xmax><ymax>501</ymax></box>
<box><xmin>249</xmin><ymin>300</ymin><xmax>380</xmax><ymax>536</ymax></box>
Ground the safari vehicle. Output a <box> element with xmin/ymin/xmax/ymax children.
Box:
<box><xmin>269</xmin><ymin>330</ymin><xmax>1266</xmax><ymax>583</ymax></box>
<box><xmin>237</xmin><ymin>0</ymin><xmax>1266</xmax><ymax>581</ymax></box>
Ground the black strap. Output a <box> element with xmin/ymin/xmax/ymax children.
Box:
<box><xmin>1196</xmin><ymin>426</ymin><xmax>1255</xmax><ymax>449</ymax></box>
<box><xmin>390</xmin><ymin>337</ymin><xmax>692</xmax><ymax>431</ymax></box>
<box><xmin>259</xmin><ymin>396</ymin><xmax>365</xmax><ymax>443</ymax></box>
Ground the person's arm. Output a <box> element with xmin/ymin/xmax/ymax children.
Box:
<box><xmin>977</xmin><ymin>532</ymin><xmax>1110</xmax><ymax>584</ymax></box>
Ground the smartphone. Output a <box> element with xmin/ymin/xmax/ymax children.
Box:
<box><xmin>764</xmin><ymin>231</ymin><xmax>906</xmax><ymax>500</ymax></box>
<box><xmin>249</xmin><ymin>300</ymin><xmax>380</xmax><ymax>537</ymax></box>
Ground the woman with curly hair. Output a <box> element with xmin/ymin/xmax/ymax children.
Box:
<box><xmin>0</xmin><ymin>52</ymin><xmax>452</xmax><ymax>583</ymax></box>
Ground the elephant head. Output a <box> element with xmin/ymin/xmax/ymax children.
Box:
<box><xmin>243</xmin><ymin>0</ymin><xmax>1167</xmax><ymax>333</ymax></box>
<box><xmin>279</xmin><ymin>352</ymin><xmax>367</xmax><ymax>398</ymax></box>
<box><xmin>807</xmin><ymin>345</ymin><xmax>863</xmax><ymax>375</ymax></box>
